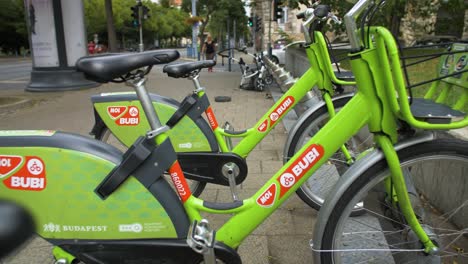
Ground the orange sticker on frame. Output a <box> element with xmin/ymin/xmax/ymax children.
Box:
<box><xmin>115</xmin><ymin>106</ymin><xmax>140</xmax><ymax>126</ymax></box>
<box><xmin>276</xmin><ymin>144</ymin><xmax>324</xmax><ymax>198</ymax></box>
<box><xmin>168</xmin><ymin>161</ymin><xmax>192</xmax><ymax>202</ymax></box>
<box><xmin>3</xmin><ymin>156</ymin><xmax>47</xmax><ymax>191</ymax></box>
<box><xmin>257</xmin><ymin>119</ymin><xmax>268</xmax><ymax>132</ymax></box>
<box><xmin>205</xmin><ymin>107</ymin><xmax>219</xmax><ymax>130</ymax></box>
<box><xmin>256</xmin><ymin>183</ymin><xmax>277</xmax><ymax>207</ymax></box>
<box><xmin>269</xmin><ymin>96</ymin><xmax>295</xmax><ymax>127</ymax></box>
<box><xmin>0</xmin><ymin>155</ymin><xmax>24</xmax><ymax>178</ymax></box>
<box><xmin>107</xmin><ymin>106</ymin><xmax>128</xmax><ymax>119</ymax></box>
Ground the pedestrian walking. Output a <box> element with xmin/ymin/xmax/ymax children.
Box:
<box><xmin>202</xmin><ymin>36</ymin><xmax>216</xmax><ymax>72</ymax></box>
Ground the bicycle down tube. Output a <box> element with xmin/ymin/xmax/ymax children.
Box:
<box><xmin>170</xmin><ymin>90</ymin><xmax>372</xmax><ymax>249</ymax></box>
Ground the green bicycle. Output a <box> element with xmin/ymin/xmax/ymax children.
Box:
<box><xmin>312</xmin><ymin>0</ymin><xmax>468</xmax><ymax>263</ymax></box>
<box><xmin>89</xmin><ymin>11</ymin><xmax>367</xmax><ymax>211</ymax></box>
<box><xmin>1</xmin><ymin>1</ymin><xmax>467</xmax><ymax>263</ymax></box>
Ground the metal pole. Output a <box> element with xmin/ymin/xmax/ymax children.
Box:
<box><xmin>253</xmin><ymin>13</ymin><xmax>256</xmax><ymax>51</ymax></box>
<box><xmin>138</xmin><ymin>14</ymin><xmax>143</xmax><ymax>51</ymax></box>
<box><xmin>192</xmin><ymin>0</ymin><xmax>198</xmax><ymax>59</ymax></box>
<box><xmin>138</xmin><ymin>0</ymin><xmax>143</xmax><ymax>52</ymax></box>
<box><xmin>233</xmin><ymin>19</ymin><xmax>237</xmax><ymax>48</ymax></box>
<box><xmin>268</xmin><ymin>0</ymin><xmax>272</xmax><ymax>57</ymax></box>
<box><xmin>227</xmin><ymin>19</ymin><xmax>231</xmax><ymax>72</ymax></box>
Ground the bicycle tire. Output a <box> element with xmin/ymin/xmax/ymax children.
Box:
<box><xmin>285</xmin><ymin>96</ymin><xmax>372</xmax><ymax>212</ymax></box>
<box><xmin>316</xmin><ymin>139</ymin><xmax>468</xmax><ymax>264</ymax></box>
<box><xmin>264</xmin><ymin>74</ymin><xmax>273</xmax><ymax>85</ymax></box>
<box><xmin>214</xmin><ymin>96</ymin><xmax>232</xmax><ymax>102</ymax></box>
<box><xmin>254</xmin><ymin>77</ymin><xmax>265</xmax><ymax>92</ymax></box>
<box><xmin>95</xmin><ymin>126</ymin><xmax>207</xmax><ymax>197</ymax></box>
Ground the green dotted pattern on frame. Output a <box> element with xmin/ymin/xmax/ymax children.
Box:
<box><xmin>95</xmin><ymin>101</ymin><xmax>213</xmax><ymax>152</ymax></box>
<box><xmin>0</xmin><ymin>147</ymin><xmax>177</xmax><ymax>240</ymax></box>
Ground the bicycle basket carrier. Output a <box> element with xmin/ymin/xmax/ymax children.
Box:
<box><xmin>374</xmin><ymin>29</ymin><xmax>468</xmax><ymax>130</ymax></box>
<box><xmin>342</xmin><ymin>0</ymin><xmax>468</xmax><ymax>132</ymax></box>
<box><xmin>399</xmin><ymin>42</ymin><xmax>468</xmax><ymax>123</ymax></box>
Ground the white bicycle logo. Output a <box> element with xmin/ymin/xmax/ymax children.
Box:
<box><xmin>270</xmin><ymin>112</ymin><xmax>279</xmax><ymax>121</ymax></box>
<box><xmin>27</xmin><ymin>158</ymin><xmax>44</xmax><ymax>175</ymax></box>
<box><xmin>280</xmin><ymin>173</ymin><xmax>295</xmax><ymax>187</ymax></box>
<box><xmin>129</xmin><ymin>107</ymin><xmax>139</xmax><ymax>117</ymax></box>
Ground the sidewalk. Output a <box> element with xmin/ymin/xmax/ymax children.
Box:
<box><xmin>0</xmin><ymin>67</ymin><xmax>316</xmax><ymax>263</ymax></box>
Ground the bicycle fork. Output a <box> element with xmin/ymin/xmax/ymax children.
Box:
<box><xmin>376</xmin><ymin>135</ymin><xmax>439</xmax><ymax>255</ymax></box>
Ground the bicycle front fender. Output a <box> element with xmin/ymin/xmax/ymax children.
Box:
<box><xmin>90</xmin><ymin>92</ymin><xmax>218</xmax><ymax>152</ymax></box>
<box><xmin>282</xmin><ymin>93</ymin><xmax>355</xmax><ymax>163</ymax></box>
<box><xmin>311</xmin><ymin>131</ymin><xmax>436</xmax><ymax>264</ymax></box>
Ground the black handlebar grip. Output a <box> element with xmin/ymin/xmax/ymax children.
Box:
<box><xmin>314</xmin><ymin>5</ymin><xmax>331</xmax><ymax>18</ymax></box>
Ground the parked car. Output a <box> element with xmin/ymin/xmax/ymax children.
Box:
<box><xmin>269</xmin><ymin>39</ymin><xmax>288</xmax><ymax>65</ymax></box>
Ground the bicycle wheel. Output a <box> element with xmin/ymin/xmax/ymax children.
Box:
<box><xmin>96</xmin><ymin>126</ymin><xmax>206</xmax><ymax>197</ymax></box>
<box><xmin>316</xmin><ymin>139</ymin><xmax>468</xmax><ymax>264</ymax></box>
<box><xmin>254</xmin><ymin>76</ymin><xmax>265</xmax><ymax>92</ymax></box>
<box><xmin>264</xmin><ymin>73</ymin><xmax>273</xmax><ymax>85</ymax></box>
<box><xmin>285</xmin><ymin>96</ymin><xmax>373</xmax><ymax>211</ymax></box>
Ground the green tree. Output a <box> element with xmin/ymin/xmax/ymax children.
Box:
<box><xmin>0</xmin><ymin>0</ymin><xmax>28</xmax><ymax>55</ymax></box>
<box><xmin>182</xmin><ymin>0</ymin><xmax>248</xmax><ymax>48</ymax></box>
<box><xmin>286</xmin><ymin>0</ymin><xmax>445</xmax><ymax>37</ymax></box>
<box><xmin>207</xmin><ymin>0</ymin><xmax>248</xmax><ymax>47</ymax></box>
<box><xmin>84</xmin><ymin>0</ymin><xmax>191</xmax><ymax>50</ymax></box>
<box><xmin>105</xmin><ymin>0</ymin><xmax>118</xmax><ymax>52</ymax></box>
<box><xmin>181</xmin><ymin>0</ymin><xmax>219</xmax><ymax>49</ymax></box>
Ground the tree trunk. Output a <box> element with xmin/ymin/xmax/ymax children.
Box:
<box><xmin>199</xmin><ymin>10</ymin><xmax>213</xmax><ymax>53</ymax></box>
<box><xmin>390</xmin><ymin>12</ymin><xmax>401</xmax><ymax>38</ymax></box>
<box><xmin>105</xmin><ymin>0</ymin><xmax>117</xmax><ymax>52</ymax></box>
<box><xmin>389</xmin><ymin>1</ymin><xmax>406</xmax><ymax>38</ymax></box>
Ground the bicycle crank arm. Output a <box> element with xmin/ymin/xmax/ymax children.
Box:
<box><xmin>177</xmin><ymin>152</ymin><xmax>248</xmax><ymax>186</ymax></box>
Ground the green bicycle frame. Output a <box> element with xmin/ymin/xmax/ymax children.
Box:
<box><xmin>203</xmin><ymin>32</ymin><xmax>355</xmax><ymax>159</ymax></box>
<box><xmin>162</xmin><ymin>26</ymin><xmax>468</xmax><ymax>253</ymax></box>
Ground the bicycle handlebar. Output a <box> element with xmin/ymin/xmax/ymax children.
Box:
<box><xmin>344</xmin><ymin>0</ymin><xmax>371</xmax><ymax>51</ymax></box>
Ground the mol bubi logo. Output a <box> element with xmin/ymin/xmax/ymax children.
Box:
<box><xmin>269</xmin><ymin>96</ymin><xmax>294</xmax><ymax>127</ymax></box>
<box><xmin>276</xmin><ymin>144</ymin><xmax>324</xmax><ymax>198</ymax></box>
<box><xmin>107</xmin><ymin>106</ymin><xmax>127</xmax><ymax>119</ymax></box>
<box><xmin>2</xmin><ymin>155</ymin><xmax>47</xmax><ymax>191</ymax></box>
<box><xmin>107</xmin><ymin>105</ymin><xmax>140</xmax><ymax>126</ymax></box>
<box><xmin>256</xmin><ymin>183</ymin><xmax>277</xmax><ymax>207</ymax></box>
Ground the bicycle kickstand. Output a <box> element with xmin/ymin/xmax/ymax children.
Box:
<box><xmin>187</xmin><ymin>219</ymin><xmax>217</xmax><ymax>264</ymax></box>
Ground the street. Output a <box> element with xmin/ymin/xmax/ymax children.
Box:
<box><xmin>0</xmin><ymin>58</ymin><xmax>31</xmax><ymax>90</ymax></box>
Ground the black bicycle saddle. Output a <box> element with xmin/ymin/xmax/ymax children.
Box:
<box><xmin>76</xmin><ymin>50</ymin><xmax>180</xmax><ymax>83</ymax></box>
<box><xmin>163</xmin><ymin>60</ymin><xmax>216</xmax><ymax>78</ymax></box>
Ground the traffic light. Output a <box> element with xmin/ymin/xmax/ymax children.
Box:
<box><xmin>248</xmin><ymin>17</ymin><xmax>253</xmax><ymax>27</ymax></box>
<box><xmin>131</xmin><ymin>5</ymin><xmax>140</xmax><ymax>26</ymax></box>
<box><xmin>255</xmin><ymin>16</ymin><xmax>262</xmax><ymax>32</ymax></box>
<box><xmin>273</xmin><ymin>0</ymin><xmax>284</xmax><ymax>21</ymax></box>
<box><xmin>142</xmin><ymin>5</ymin><xmax>150</xmax><ymax>20</ymax></box>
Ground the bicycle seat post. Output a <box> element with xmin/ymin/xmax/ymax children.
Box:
<box><xmin>126</xmin><ymin>77</ymin><xmax>167</xmax><ymax>138</ymax></box>
<box><xmin>188</xmin><ymin>72</ymin><xmax>205</xmax><ymax>93</ymax></box>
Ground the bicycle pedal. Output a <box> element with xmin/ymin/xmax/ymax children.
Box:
<box><xmin>187</xmin><ymin>219</ymin><xmax>216</xmax><ymax>264</ymax></box>
<box><xmin>222</xmin><ymin>162</ymin><xmax>240</xmax><ymax>201</ymax></box>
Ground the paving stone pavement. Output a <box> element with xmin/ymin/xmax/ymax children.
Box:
<box><xmin>0</xmin><ymin>66</ymin><xmax>316</xmax><ymax>263</ymax></box>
